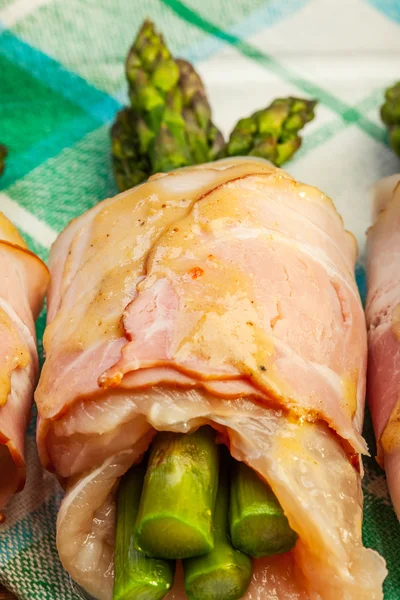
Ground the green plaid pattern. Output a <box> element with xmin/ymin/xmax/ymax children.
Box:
<box><xmin>0</xmin><ymin>0</ymin><xmax>400</xmax><ymax>597</ymax></box>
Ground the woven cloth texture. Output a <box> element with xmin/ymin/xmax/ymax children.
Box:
<box><xmin>0</xmin><ymin>0</ymin><xmax>399</xmax><ymax>598</ymax></box>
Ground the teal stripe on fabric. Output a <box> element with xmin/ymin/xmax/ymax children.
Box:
<box><xmin>182</xmin><ymin>0</ymin><xmax>309</xmax><ymax>62</ymax></box>
<box><xmin>366</xmin><ymin>0</ymin><xmax>400</xmax><ymax>23</ymax></box>
<box><xmin>1</xmin><ymin>533</ymin><xmax>75</xmax><ymax>600</ymax></box>
<box><xmin>1</xmin><ymin>2</ymin><xmax>384</xmax><ymax>201</ymax></box>
<box><xmin>0</xmin><ymin>114</ymin><xmax>101</xmax><ymax>189</ymax></box>
<box><xmin>21</xmin><ymin>232</ymin><xmax>49</xmax><ymax>261</ymax></box>
<box><xmin>162</xmin><ymin>0</ymin><xmax>387</xmax><ymax>146</ymax></box>
<box><xmin>0</xmin><ymin>0</ymin><xmax>307</xmax><ymax>194</ymax></box>
<box><xmin>0</xmin><ymin>31</ymin><xmax>122</xmax><ymax>122</ymax></box>
<box><xmin>356</xmin><ymin>87</ymin><xmax>386</xmax><ymax>115</ymax></box>
<box><xmin>0</xmin><ymin>3</ymin><xmax>387</xmax><ymax>240</ymax></box>
<box><xmin>362</xmin><ymin>408</ymin><xmax>399</xmax><ymax>600</ymax></box>
<box><xmin>4</xmin><ymin>124</ymin><xmax>117</xmax><ymax>233</ymax></box>
<box><xmin>293</xmin><ymin>87</ymin><xmax>389</xmax><ymax>164</ymax></box>
<box><xmin>0</xmin><ymin>31</ymin><xmax>122</xmax><ymax>191</ymax></box>
<box><xmin>293</xmin><ymin>119</ymin><xmax>344</xmax><ymax>162</ymax></box>
<box><xmin>355</xmin><ymin>263</ymin><xmax>367</xmax><ymax>306</ymax></box>
<box><xmin>0</xmin><ymin>494</ymin><xmax>62</xmax><ymax>562</ymax></box>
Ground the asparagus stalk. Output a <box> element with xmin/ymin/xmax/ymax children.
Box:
<box><xmin>111</xmin><ymin>20</ymin><xmax>317</xmax><ymax>191</ymax></box>
<box><xmin>226</xmin><ymin>97</ymin><xmax>316</xmax><ymax>166</ymax></box>
<box><xmin>135</xmin><ymin>427</ymin><xmax>219</xmax><ymax>560</ymax></box>
<box><xmin>381</xmin><ymin>81</ymin><xmax>400</xmax><ymax>157</ymax></box>
<box><xmin>183</xmin><ymin>449</ymin><xmax>252</xmax><ymax>600</ymax></box>
<box><xmin>111</xmin><ymin>20</ymin><xmax>224</xmax><ymax>191</ymax></box>
<box><xmin>110</xmin><ymin>108</ymin><xmax>152</xmax><ymax>192</ymax></box>
<box><xmin>0</xmin><ymin>144</ymin><xmax>7</xmax><ymax>177</ymax></box>
<box><xmin>113</xmin><ymin>462</ymin><xmax>175</xmax><ymax>600</ymax></box>
<box><xmin>229</xmin><ymin>461</ymin><xmax>297</xmax><ymax>558</ymax></box>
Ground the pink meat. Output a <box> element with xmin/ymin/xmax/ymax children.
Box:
<box><xmin>36</xmin><ymin>158</ymin><xmax>385</xmax><ymax>599</ymax></box>
<box><xmin>0</xmin><ymin>214</ymin><xmax>49</xmax><ymax>516</ymax></box>
<box><xmin>366</xmin><ymin>174</ymin><xmax>400</xmax><ymax>518</ymax></box>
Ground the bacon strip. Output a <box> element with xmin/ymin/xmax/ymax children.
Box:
<box><xmin>366</xmin><ymin>174</ymin><xmax>400</xmax><ymax>518</ymax></box>
<box><xmin>0</xmin><ymin>213</ymin><xmax>49</xmax><ymax>515</ymax></box>
<box><xmin>36</xmin><ymin>158</ymin><xmax>385</xmax><ymax>599</ymax></box>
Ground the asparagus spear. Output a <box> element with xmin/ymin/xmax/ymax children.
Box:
<box><xmin>111</xmin><ymin>20</ymin><xmax>224</xmax><ymax>191</ymax></box>
<box><xmin>111</xmin><ymin>20</ymin><xmax>317</xmax><ymax>191</ymax></box>
<box><xmin>0</xmin><ymin>144</ymin><xmax>7</xmax><ymax>177</ymax></box>
<box><xmin>114</xmin><ymin>463</ymin><xmax>175</xmax><ymax>600</ymax></box>
<box><xmin>226</xmin><ymin>97</ymin><xmax>316</xmax><ymax>166</ymax></box>
<box><xmin>381</xmin><ymin>81</ymin><xmax>400</xmax><ymax>157</ymax></box>
<box><xmin>229</xmin><ymin>461</ymin><xmax>297</xmax><ymax>558</ymax></box>
<box><xmin>110</xmin><ymin>108</ymin><xmax>152</xmax><ymax>192</ymax></box>
<box><xmin>135</xmin><ymin>427</ymin><xmax>219</xmax><ymax>560</ymax></box>
<box><xmin>183</xmin><ymin>449</ymin><xmax>252</xmax><ymax>600</ymax></box>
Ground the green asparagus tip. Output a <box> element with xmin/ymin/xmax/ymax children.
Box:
<box><xmin>381</xmin><ymin>81</ymin><xmax>400</xmax><ymax>157</ymax></box>
<box><xmin>226</xmin><ymin>96</ymin><xmax>317</xmax><ymax>166</ymax></box>
<box><xmin>112</xmin><ymin>18</ymin><xmax>317</xmax><ymax>190</ymax></box>
<box><xmin>135</xmin><ymin>427</ymin><xmax>219</xmax><ymax>560</ymax></box>
<box><xmin>111</xmin><ymin>20</ymin><xmax>224</xmax><ymax>191</ymax></box>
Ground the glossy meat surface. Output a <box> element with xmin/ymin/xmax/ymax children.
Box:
<box><xmin>366</xmin><ymin>174</ymin><xmax>400</xmax><ymax>517</ymax></box>
<box><xmin>36</xmin><ymin>158</ymin><xmax>385</xmax><ymax>598</ymax></box>
<box><xmin>0</xmin><ymin>213</ymin><xmax>48</xmax><ymax>513</ymax></box>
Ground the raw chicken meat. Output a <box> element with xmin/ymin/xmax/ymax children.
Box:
<box><xmin>0</xmin><ymin>213</ymin><xmax>48</xmax><ymax>516</ymax></box>
<box><xmin>366</xmin><ymin>174</ymin><xmax>400</xmax><ymax>518</ymax></box>
<box><xmin>35</xmin><ymin>158</ymin><xmax>386</xmax><ymax>599</ymax></box>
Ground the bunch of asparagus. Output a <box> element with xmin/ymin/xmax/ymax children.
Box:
<box><xmin>381</xmin><ymin>81</ymin><xmax>400</xmax><ymax>157</ymax></box>
<box><xmin>114</xmin><ymin>427</ymin><xmax>297</xmax><ymax>600</ymax></box>
<box><xmin>111</xmin><ymin>20</ymin><xmax>317</xmax><ymax>191</ymax></box>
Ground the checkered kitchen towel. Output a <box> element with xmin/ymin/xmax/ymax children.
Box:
<box><xmin>0</xmin><ymin>0</ymin><xmax>400</xmax><ymax>597</ymax></box>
